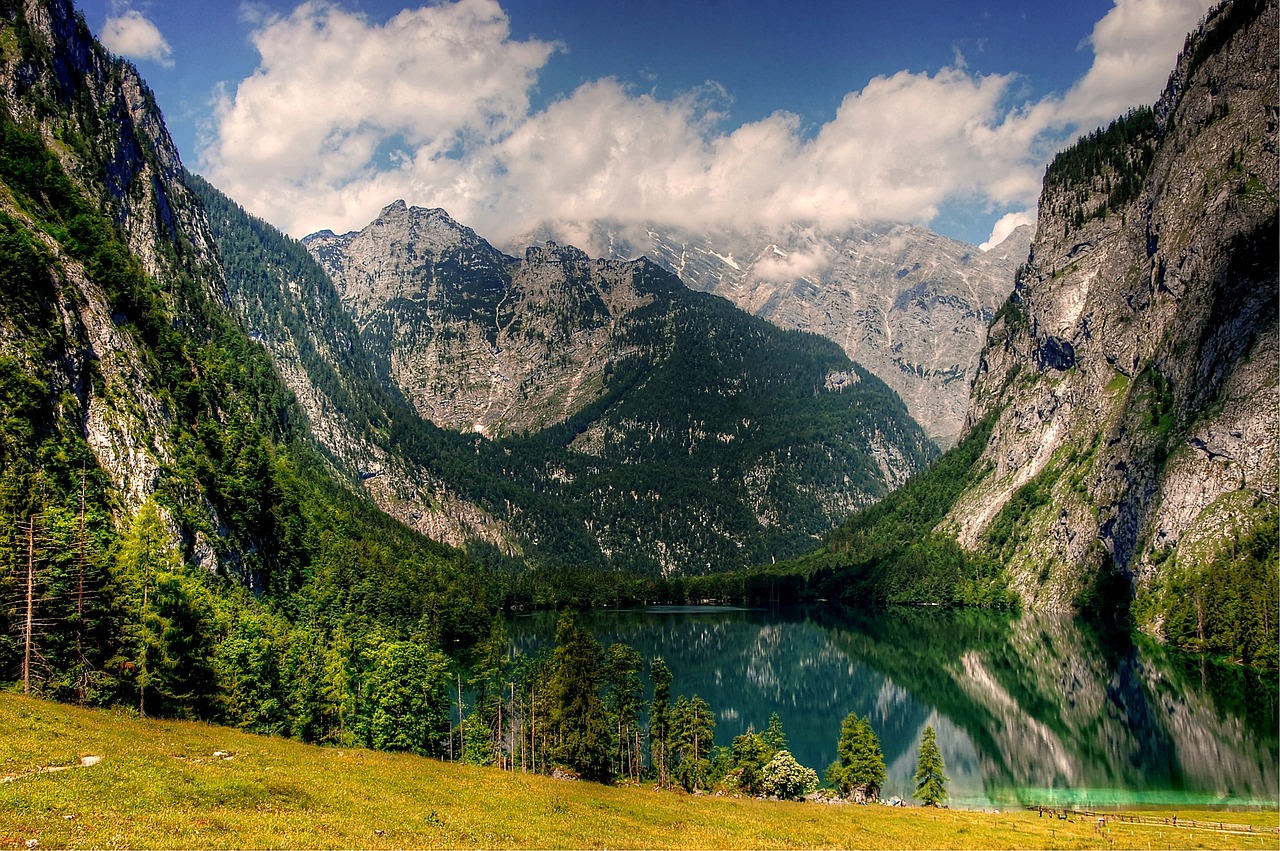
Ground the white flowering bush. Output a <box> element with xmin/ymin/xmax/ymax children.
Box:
<box><xmin>760</xmin><ymin>749</ymin><xmax>819</xmax><ymax>800</ymax></box>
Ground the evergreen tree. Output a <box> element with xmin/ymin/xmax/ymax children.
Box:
<box><xmin>913</xmin><ymin>724</ymin><xmax>948</xmax><ymax>807</ymax></box>
<box><xmin>762</xmin><ymin>711</ymin><xmax>788</xmax><ymax>754</ymax></box>
<box><xmin>826</xmin><ymin>712</ymin><xmax>886</xmax><ymax>801</ymax></box>
<box><xmin>728</xmin><ymin>731</ymin><xmax>770</xmax><ymax>796</ymax></box>
<box><xmin>113</xmin><ymin>499</ymin><xmax>182</xmax><ymax>717</ymax></box>
<box><xmin>468</xmin><ymin>615</ymin><xmax>510</xmax><ymax>763</ymax></box>
<box><xmin>671</xmin><ymin>694</ymin><xmax>716</xmax><ymax>791</ymax></box>
<box><xmin>548</xmin><ymin>611</ymin><xmax>613</xmax><ymax>781</ymax></box>
<box><xmin>648</xmin><ymin>656</ymin><xmax>673</xmax><ymax>785</ymax></box>
<box><xmin>603</xmin><ymin>643</ymin><xmax>643</xmax><ymax>781</ymax></box>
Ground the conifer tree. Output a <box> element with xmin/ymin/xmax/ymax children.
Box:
<box><xmin>913</xmin><ymin>724</ymin><xmax>948</xmax><ymax>807</ymax></box>
<box><xmin>648</xmin><ymin>656</ymin><xmax>672</xmax><ymax>785</ymax></box>
<box><xmin>671</xmin><ymin>694</ymin><xmax>716</xmax><ymax>791</ymax></box>
<box><xmin>548</xmin><ymin>611</ymin><xmax>613</xmax><ymax>781</ymax></box>
<box><xmin>603</xmin><ymin>643</ymin><xmax>643</xmax><ymax>781</ymax></box>
<box><xmin>762</xmin><ymin>711</ymin><xmax>787</xmax><ymax>754</ymax></box>
<box><xmin>827</xmin><ymin>712</ymin><xmax>886</xmax><ymax>801</ymax></box>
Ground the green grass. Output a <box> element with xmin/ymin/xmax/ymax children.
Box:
<box><xmin>1</xmin><ymin>692</ymin><xmax>1276</xmax><ymax>850</ymax></box>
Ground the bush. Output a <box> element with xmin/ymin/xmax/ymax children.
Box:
<box><xmin>760</xmin><ymin>749</ymin><xmax>819</xmax><ymax>800</ymax></box>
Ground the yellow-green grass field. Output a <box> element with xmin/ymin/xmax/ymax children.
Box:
<box><xmin>1</xmin><ymin>692</ymin><xmax>1275</xmax><ymax>850</ymax></box>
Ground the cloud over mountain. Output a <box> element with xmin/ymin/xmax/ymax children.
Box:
<box><xmin>199</xmin><ymin>0</ymin><xmax>1215</xmax><ymax>245</ymax></box>
<box><xmin>100</xmin><ymin>7</ymin><xmax>174</xmax><ymax>67</ymax></box>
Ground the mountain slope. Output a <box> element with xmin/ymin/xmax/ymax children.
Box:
<box><xmin>186</xmin><ymin>177</ymin><xmax>520</xmax><ymax>555</ymax></box>
<box><xmin>949</xmin><ymin>0</ymin><xmax>1277</xmax><ymax>630</ymax></box>
<box><xmin>290</xmin><ymin>203</ymin><xmax>935</xmax><ymax>574</ymax></box>
<box><xmin>512</xmin><ymin>219</ymin><xmax>1030</xmax><ymax>448</ymax></box>
<box><xmin>0</xmin><ymin>0</ymin><xmax>497</xmax><ymax>712</ymax></box>
<box><xmin>783</xmin><ymin>0</ymin><xmax>1277</xmax><ymax>661</ymax></box>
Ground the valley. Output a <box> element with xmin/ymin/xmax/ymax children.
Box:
<box><xmin>0</xmin><ymin>0</ymin><xmax>1274</xmax><ymax>842</ymax></box>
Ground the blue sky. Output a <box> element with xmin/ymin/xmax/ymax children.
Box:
<box><xmin>75</xmin><ymin>0</ymin><xmax>1215</xmax><ymax>247</ymax></box>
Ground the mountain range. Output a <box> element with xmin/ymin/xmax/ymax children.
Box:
<box><xmin>777</xmin><ymin>0</ymin><xmax>1277</xmax><ymax>664</ymax></box>
<box><xmin>194</xmin><ymin>184</ymin><xmax>938</xmax><ymax>576</ymax></box>
<box><xmin>0</xmin><ymin>0</ymin><xmax>1274</xmax><ymax>670</ymax></box>
<box><xmin>511</xmin><ymin>218</ymin><xmax>1032</xmax><ymax>448</ymax></box>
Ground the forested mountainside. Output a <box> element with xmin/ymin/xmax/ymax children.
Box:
<box><xmin>201</xmin><ymin>192</ymin><xmax>934</xmax><ymax>576</ymax></box>
<box><xmin>0</xmin><ymin>0</ymin><xmax>497</xmax><ymax>719</ymax></box>
<box><xmin>514</xmin><ymin>219</ymin><xmax>1030</xmax><ymax>448</ymax></box>
<box><xmin>765</xmin><ymin>0</ymin><xmax>1278</xmax><ymax>665</ymax></box>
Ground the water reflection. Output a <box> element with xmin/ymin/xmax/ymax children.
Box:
<box><xmin>507</xmin><ymin>605</ymin><xmax>1278</xmax><ymax>807</ymax></box>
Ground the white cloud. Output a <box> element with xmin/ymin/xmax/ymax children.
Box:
<box><xmin>199</xmin><ymin>0</ymin><xmax>1217</xmax><ymax>244</ymax></box>
<box><xmin>201</xmin><ymin>0</ymin><xmax>557</xmax><ymax>235</ymax></box>
<box><xmin>1056</xmin><ymin>0</ymin><xmax>1217</xmax><ymax>129</ymax></box>
<box><xmin>979</xmin><ymin>209</ymin><xmax>1036</xmax><ymax>252</ymax></box>
<box><xmin>101</xmin><ymin>9</ymin><xmax>174</xmax><ymax>68</ymax></box>
<box><xmin>752</xmin><ymin>244</ymin><xmax>836</xmax><ymax>283</ymax></box>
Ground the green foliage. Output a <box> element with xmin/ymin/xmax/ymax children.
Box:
<box><xmin>762</xmin><ymin>711</ymin><xmax>787</xmax><ymax>753</ymax></box>
<box><xmin>826</xmin><ymin>712</ymin><xmax>887</xmax><ymax>800</ymax></box>
<box><xmin>648</xmin><ymin>656</ymin><xmax>673</xmax><ymax>785</ymax></box>
<box><xmin>913</xmin><ymin>724</ymin><xmax>949</xmax><ymax>806</ymax></box>
<box><xmin>602</xmin><ymin>642</ymin><xmax>644</xmax><ymax>781</ymax></box>
<box><xmin>547</xmin><ymin>611</ymin><xmax>613</xmax><ymax>781</ymax></box>
<box><xmin>0</xmin><ymin>69</ymin><xmax>509</xmax><ymax>758</ymax></box>
<box><xmin>743</xmin><ymin>415</ymin><xmax>1013</xmax><ymax>609</ymax></box>
<box><xmin>725</xmin><ymin>731</ymin><xmax>771</xmax><ymax>796</ymax></box>
<box><xmin>1143</xmin><ymin>508</ymin><xmax>1279</xmax><ymax>667</ymax></box>
<box><xmin>361</xmin><ymin>638</ymin><xmax>451</xmax><ymax>756</ymax></box>
<box><xmin>670</xmin><ymin>695</ymin><xmax>716</xmax><ymax>792</ymax></box>
<box><xmin>1044</xmin><ymin>107</ymin><xmax>1159</xmax><ymax>226</ymax></box>
<box><xmin>980</xmin><ymin>466</ymin><xmax>1061</xmax><ymax>561</ymax></box>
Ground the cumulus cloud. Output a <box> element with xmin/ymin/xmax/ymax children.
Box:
<box><xmin>199</xmin><ymin>0</ymin><xmax>1216</xmax><ymax>244</ymax></box>
<box><xmin>101</xmin><ymin>8</ymin><xmax>174</xmax><ymax>68</ymax></box>
<box><xmin>201</xmin><ymin>0</ymin><xmax>557</xmax><ymax>235</ymax></box>
<box><xmin>1057</xmin><ymin>0</ymin><xmax>1216</xmax><ymax>128</ymax></box>
<box><xmin>979</xmin><ymin>209</ymin><xmax>1036</xmax><ymax>252</ymax></box>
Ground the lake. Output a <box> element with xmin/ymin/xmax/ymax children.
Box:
<box><xmin>507</xmin><ymin>604</ymin><xmax>1278</xmax><ymax>808</ymax></box>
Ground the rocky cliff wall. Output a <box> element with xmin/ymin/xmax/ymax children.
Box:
<box><xmin>947</xmin><ymin>0</ymin><xmax>1277</xmax><ymax>616</ymax></box>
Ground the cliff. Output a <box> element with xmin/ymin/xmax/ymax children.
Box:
<box><xmin>945</xmin><ymin>0</ymin><xmax>1276</xmax><ymax>653</ymax></box>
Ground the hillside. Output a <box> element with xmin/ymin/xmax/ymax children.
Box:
<box><xmin>0</xmin><ymin>0</ymin><xmax>502</xmax><ymax>720</ymax></box>
<box><xmin>2</xmin><ymin>692</ymin><xmax>1275</xmax><ymax>850</ymax></box>
<box><xmin>202</xmin><ymin>193</ymin><xmax>936</xmax><ymax>575</ymax></box>
<box><xmin>765</xmin><ymin>0</ymin><xmax>1278</xmax><ymax>660</ymax></box>
<box><xmin>951</xmin><ymin>0</ymin><xmax>1277</xmax><ymax>649</ymax></box>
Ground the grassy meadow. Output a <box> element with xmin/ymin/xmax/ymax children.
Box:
<box><xmin>1</xmin><ymin>692</ymin><xmax>1275</xmax><ymax>850</ymax></box>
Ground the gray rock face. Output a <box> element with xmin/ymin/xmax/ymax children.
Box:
<box><xmin>302</xmin><ymin>202</ymin><xmax>937</xmax><ymax>572</ymax></box>
<box><xmin>945</xmin><ymin>0</ymin><xmax>1278</xmax><ymax>612</ymax></box>
<box><xmin>510</xmin><ymin>220</ymin><xmax>1030</xmax><ymax>448</ymax></box>
<box><xmin>306</xmin><ymin>203</ymin><xmax>673</xmax><ymax>436</ymax></box>
<box><xmin>0</xmin><ymin>0</ymin><xmax>220</xmax><ymax>528</ymax></box>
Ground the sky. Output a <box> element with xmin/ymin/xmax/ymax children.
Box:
<box><xmin>74</xmin><ymin>0</ymin><xmax>1217</xmax><ymax>248</ymax></box>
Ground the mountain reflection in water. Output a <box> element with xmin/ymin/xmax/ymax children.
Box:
<box><xmin>507</xmin><ymin>605</ymin><xmax>1277</xmax><ymax>807</ymax></box>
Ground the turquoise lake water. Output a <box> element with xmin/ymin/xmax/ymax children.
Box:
<box><xmin>508</xmin><ymin>605</ymin><xmax>1278</xmax><ymax>808</ymax></box>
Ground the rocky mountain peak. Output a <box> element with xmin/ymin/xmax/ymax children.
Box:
<box><xmin>294</xmin><ymin>203</ymin><xmax>934</xmax><ymax>572</ymax></box>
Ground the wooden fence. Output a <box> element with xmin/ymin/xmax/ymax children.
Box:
<box><xmin>1026</xmin><ymin>805</ymin><xmax>1279</xmax><ymax>836</ymax></box>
